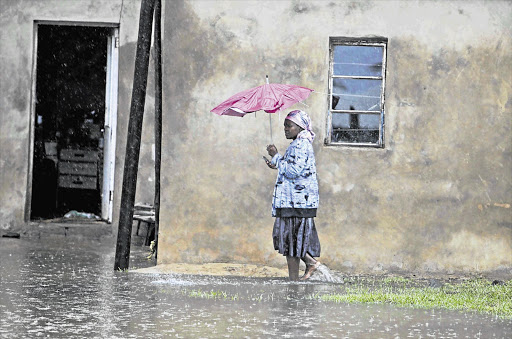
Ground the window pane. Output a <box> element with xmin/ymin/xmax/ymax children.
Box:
<box><xmin>332</xmin><ymin>79</ymin><xmax>381</xmax><ymax>111</ymax></box>
<box><xmin>332</xmin><ymin>112</ymin><xmax>350</xmax><ymax>129</ymax></box>
<box><xmin>358</xmin><ymin>113</ymin><xmax>380</xmax><ymax>129</ymax></box>
<box><xmin>332</xmin><ymin>113</ymin><xmax>380</xmax><ymax>129</ymax></box>
<box><xmin>332</xmin><ymin>128</ymin><xmax>380</xmax><ymax>144</ymax></box>
<box><xmin>332</xmin><ymin>113</ymin><xmax>380</xmax><ymax>144</ymax></box>
<box><xmin>333</xmin><ymin>45</ymin><xmax>383</xmax><ymax>77</ymax></box>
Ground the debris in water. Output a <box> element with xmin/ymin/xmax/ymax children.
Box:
<box><xmin>2</xmin><ymin>232</ymin><xmax>20</xmax><ymax>238</ymax></box>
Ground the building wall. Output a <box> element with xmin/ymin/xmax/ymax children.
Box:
<box><xmin>0</xmin><ymin>0</ymin><xmax>156</xmax><ymax>230</ymax></box>
<box><xmin>159</xmin><ymin>0</ymin><xmax>511</xmax><ymax>274</ymax></box>
<box><xmin>0</xmin><ymin>0</ymin><xmax>510</xmax><ymax>275</ymax></box>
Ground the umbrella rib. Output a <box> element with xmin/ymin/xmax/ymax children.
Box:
<box><xmin>266</xmin><ymin>84</ymin><xmax>286</xmax><ymax>111</ymax></box>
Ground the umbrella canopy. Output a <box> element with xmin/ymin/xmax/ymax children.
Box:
<box><xmin>211</xmin><ymin>82</ymin><xmax>313</xmax><ymax>117</ymax></box>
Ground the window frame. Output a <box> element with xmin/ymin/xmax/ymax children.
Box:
<box><xmin>326</xmin><ymin>37</ymin><xmax>388</xmax><ymax>148</ymax></box>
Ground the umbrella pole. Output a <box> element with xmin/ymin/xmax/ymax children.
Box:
<box><xmin>266</xmin><ymin>75</ymin><xmax>272</xmax><ymax>142</ymax></box>
<box><xmin>269</xmin><ymin>114</ymin><xmax>272</xmax><ymax>142</ymax></box>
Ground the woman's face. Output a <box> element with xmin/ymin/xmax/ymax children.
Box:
<box><xmin>284</xmin><ymin>119</ymin><xmax>303</xmax><ymax>140</ymax></box>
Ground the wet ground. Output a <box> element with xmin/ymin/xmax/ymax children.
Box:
<box><xmin>1</xmin><ymin>237</ymin><xmax>511</xmax><ymax>338</ymax></box>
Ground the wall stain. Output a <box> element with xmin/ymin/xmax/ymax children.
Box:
<box><xmin>345</xmin><ymin>1</ymin><xmax>373</xmax><ymax>16</ymax></box>
<box><xmin>293</xmin><ymin>2</ymin><xmax>311</xmax><ymax>14</ymax></box>
<box><xmin>3</xmin><ymin>0</ymin><xmax>509</xmax><ymax>274</ymax></box>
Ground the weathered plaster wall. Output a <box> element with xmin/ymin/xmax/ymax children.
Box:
<box><xmin>0</xmin><ymin>0</ymin><xmax>155</xmax><ymax>230</ymax></box>
<box><xmin>0</xmin><ymin>0</ymin><xmax>509</xmax><ymax>275</ymax></box>
<box><xmin>159</xmin><ymin>0</ymin><xmax>511</xmax><ymax>274</ymax></box>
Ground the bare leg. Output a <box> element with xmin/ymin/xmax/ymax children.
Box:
<box><xmin>286</xmin><ymin>256</ymin><xmax>300</xmax><ymax>281</ymax></box>
<box><xmin>300</xmin><ymin>252</ymin><xmax>321</xmax><ymax>281</ymax></box>
<box><xmin>301</xmin><ymin>252</ymin><xmax>317</xmax><ymax>266</ymax></box>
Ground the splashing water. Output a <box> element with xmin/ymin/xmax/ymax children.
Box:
<box><xmin>310</xmin><ymin>264</ymin><xmax>344</xmax><ymax>283</ymax></box>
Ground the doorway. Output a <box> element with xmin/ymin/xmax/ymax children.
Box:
<box><xmin>30</xmin><ymin>23</ymin><xmax>118</xmax><ymax>222</ymax></box>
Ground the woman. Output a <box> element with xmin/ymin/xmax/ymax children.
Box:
<box><xmin>265</xmin><ymin>110</ymin><xmax>321</xmax><ymax>281</ymax></box>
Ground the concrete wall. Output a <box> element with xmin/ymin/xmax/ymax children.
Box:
<box><xmin>1</xmin><ymin>0</ymin><xmax>510</xmax><ymax>275</ymax></box>
<box><xmin>0</xmin><ymin>0</ymin><xmax>156</xmax><ymax>230</ymax></box>
<box><xmin>158</xmin><ymin>0</ymin><xmax>511</xmax><ymax>275</ymax></box>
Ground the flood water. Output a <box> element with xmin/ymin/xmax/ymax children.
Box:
<box><xmin>1</xmin><ymin>237</ymin><xmax>511</xmax><ymax>338</ymax></box>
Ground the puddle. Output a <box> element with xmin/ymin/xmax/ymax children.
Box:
<box><xmin>1</xmin><ymin>238</ymin><xmax>510</xmax><ymax>338</ymax></box>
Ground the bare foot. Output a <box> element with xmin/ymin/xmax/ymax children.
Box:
<box><xmin>299</xmin><ymin>261</ymin><xmax>321</xmax><ymax>281</ymax></box>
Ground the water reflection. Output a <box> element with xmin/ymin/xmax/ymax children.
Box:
<box><xmin>1</xmin><ymin>238</ymin><xmax>510</xmax><ymax>338</ymax></box>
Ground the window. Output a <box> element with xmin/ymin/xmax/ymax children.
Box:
<box><xmin>326</xmin><ymin>37</ymin><xmax>387</xmax><ymax>147</ymax></box>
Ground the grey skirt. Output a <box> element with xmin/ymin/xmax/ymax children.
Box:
<box><xmin>272</xmin><ymin>217</ymin><xmax>321</xmax><ymax>258</ymax></box>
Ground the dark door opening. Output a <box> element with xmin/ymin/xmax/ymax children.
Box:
<box><xmin>31</xmin><ymin>24</ymin><xmax>113</xmax><ymax>221</ymax></box>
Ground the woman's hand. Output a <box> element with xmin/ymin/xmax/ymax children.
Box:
<box><xmin>266</xmin><ymin>144</ymin><xmax>278</xmax><ymax>157</ymax></box>
<box><xmin>262</xmin><ymin>156</ymin><xmax>276</xmax><ymax>169</ymax></box>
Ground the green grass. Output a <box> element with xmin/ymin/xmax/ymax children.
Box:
<box><xmin>381</xmin><ymin>276</ymin><xmax>411</xmax><ymax>285</ymax></box>
<box><xmin>184</xmin><ymin>279</ymin><xmax>512</xmax><ymax>319</ymax></box>
<box><xmin>186</xmin><ymin>289</ymin><xmax>281</xmax><ymax>302</ymax></box>
<box><xmin>187</xmin><ymin>289</ymin><xmax>239</xmax><ymax>301</ymax></box>
<box><xmin>312</xmin><ymin>279</ymin><xmax>512</xmax><ymax>319</ymax></box>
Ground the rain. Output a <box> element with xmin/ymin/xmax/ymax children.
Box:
<box><xmin>1</xmin><ymin>237</ymin><xmax>510</xmax><ymax>338</ymax></box>
<box><xmin>2</xmin><ymin>1</ymin><xmax>511</xmax><ymax>338</ymax></box>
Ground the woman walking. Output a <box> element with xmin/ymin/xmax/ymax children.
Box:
<box><xmin>265</xmin><ymin>110</ymin><xmax>321</xmax><ymax>281</ymax></box>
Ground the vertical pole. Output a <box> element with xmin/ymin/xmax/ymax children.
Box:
<box><xmin>266</xmin><ymin>75</ymin><xmax>272</xmax><ymax>142</ymax></box>
<box><xmin>114</xmin><ymin>0</ymin><xmax>156</xmax><ymax>271</ymax></box>
<box><xmin>153</xmin><ymin>0</ymin><xmax>162</xmax><ymax>261</ymax></box>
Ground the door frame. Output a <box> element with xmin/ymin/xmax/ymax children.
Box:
<box><xmin>26</xmin><ymin>21</ymin><xmax>119</xmax><ymax>223</ymax></box>
<box><xmin>102</xmin><ymin>28</ymin><xmax>119</xmax><ymax>222</ymax></box>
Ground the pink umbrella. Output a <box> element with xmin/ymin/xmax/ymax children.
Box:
<box><xmin>211</xmin><ymin>77</ymin><xmax>314</xmax><ymax>117</ymax></box>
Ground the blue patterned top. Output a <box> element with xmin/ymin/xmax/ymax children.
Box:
<box><xmin>271</xmin><ymin>138</ymin><xmax>319</xmax><ymax>216</ymax></box>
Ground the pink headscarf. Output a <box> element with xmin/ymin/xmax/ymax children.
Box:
<box><xmin>285</xmin><ymin>110</ymin><xmax>315</xmax><ymax>143</ymax></box>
